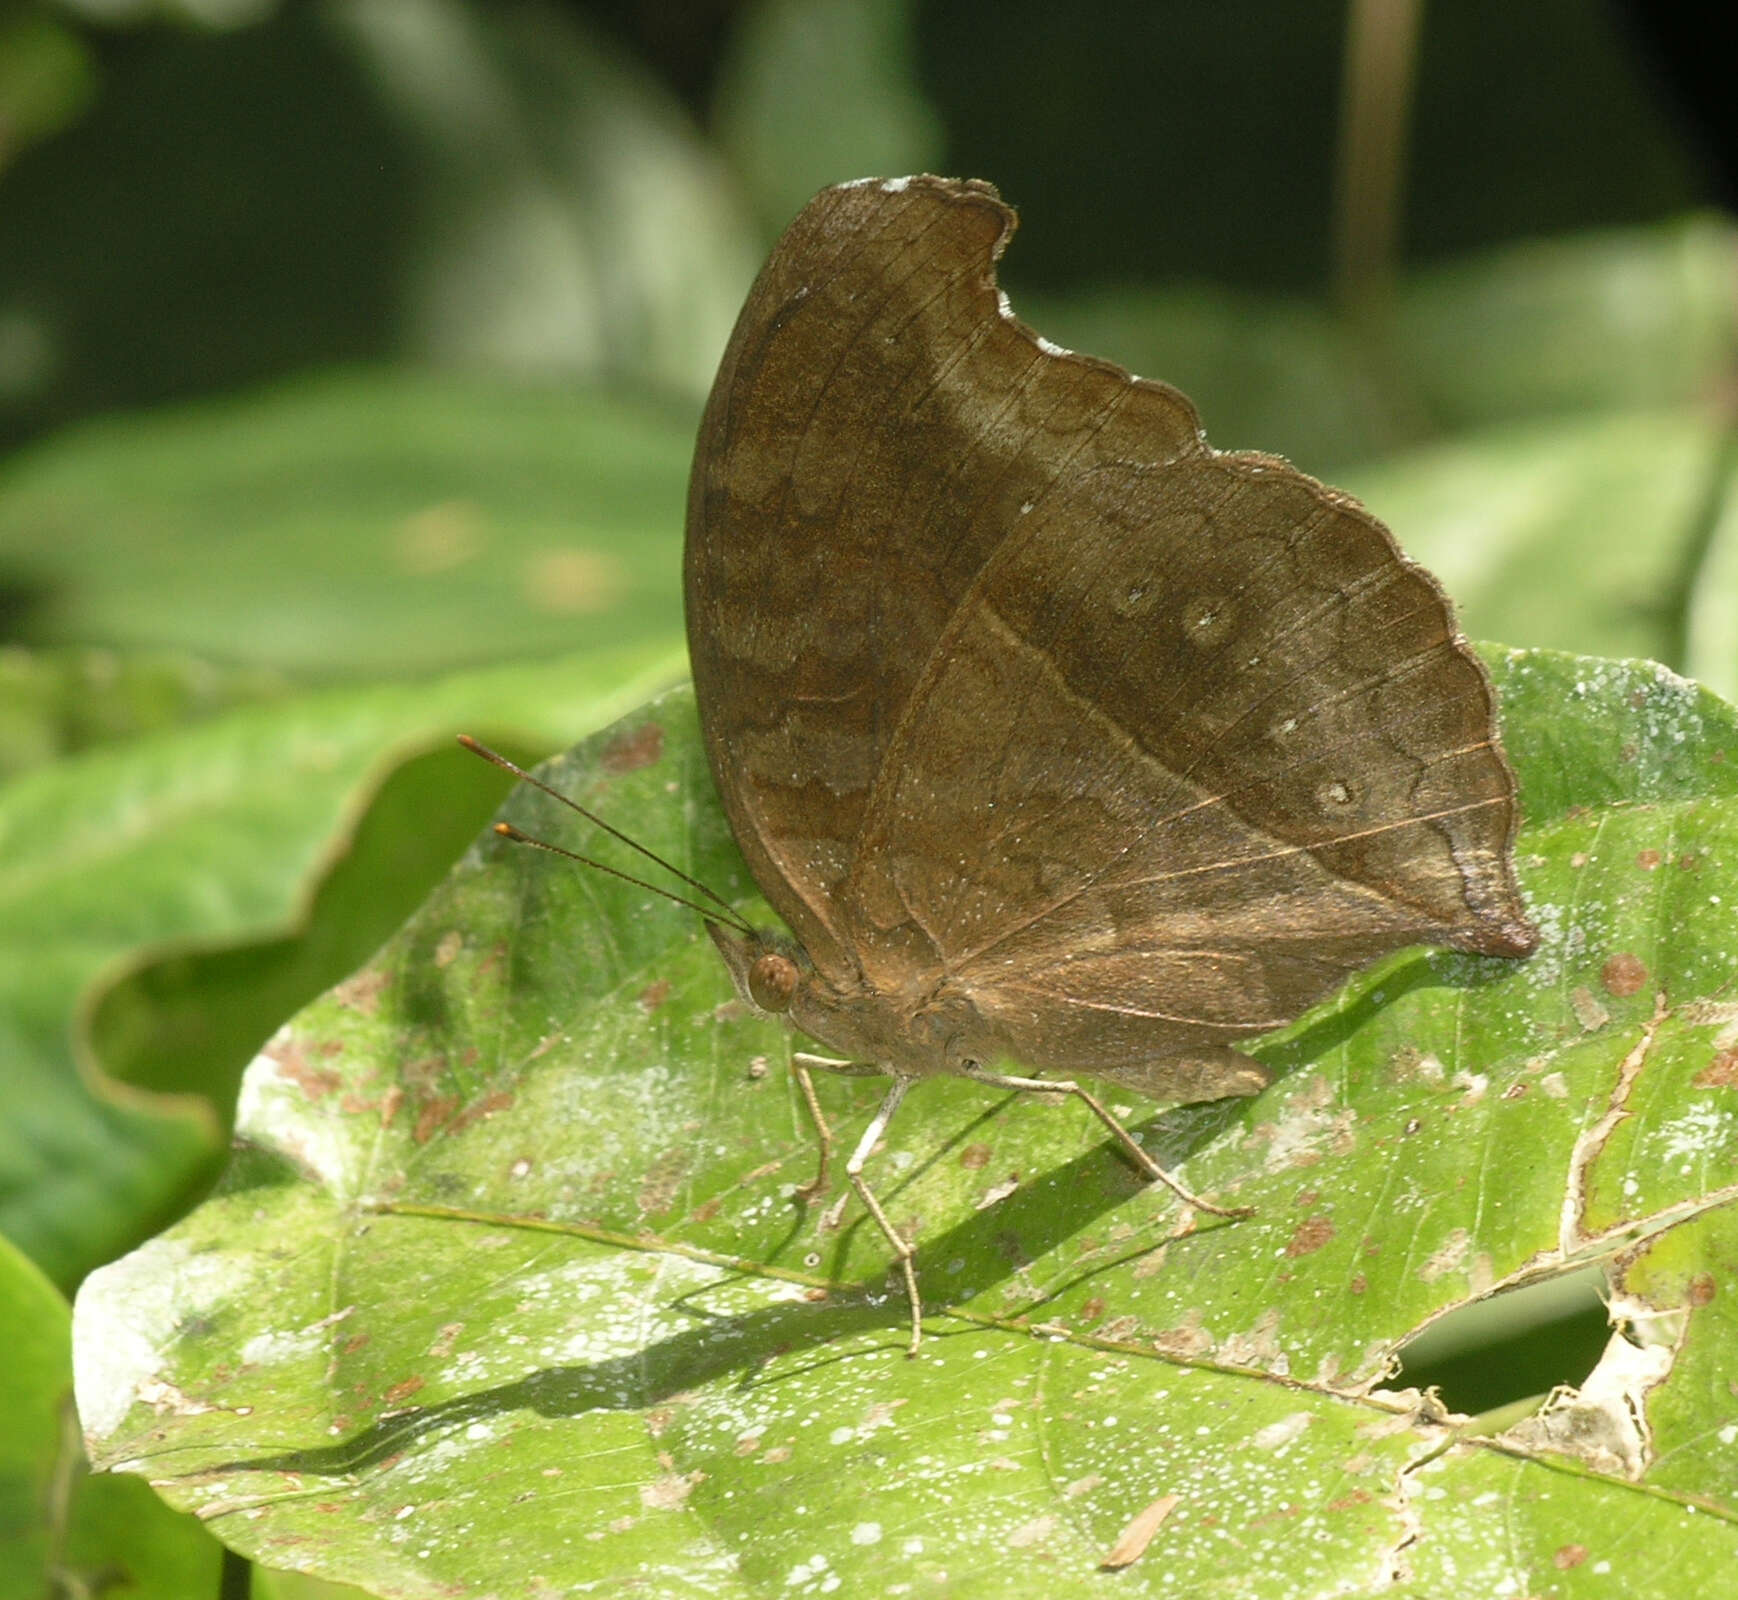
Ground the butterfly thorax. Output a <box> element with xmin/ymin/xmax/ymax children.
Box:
<box><xmin>706</xmin><ymin>921</ymin><xmax>994</xmax><ymax>1079</ymax></box>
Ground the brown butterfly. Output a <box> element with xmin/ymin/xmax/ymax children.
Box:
<box><xmin>689</xmin><ymin>176</ymin><xmax>1536</xmax><ymax>1351</ymax></box>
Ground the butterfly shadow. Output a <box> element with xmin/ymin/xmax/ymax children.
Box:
<box><xmin>206</xmin><ymin>950</ymin><xmax>1525</xmax><ymax>1484</ymax></box>
<box><xmin>206</xmin><ymin>1099</ymin><xmax>1265</xmax><ymax>1485</ymax></box>
<box><xmin>1247</xmin><ymin>945</ymin><xmax>1521</xmax><ymax>1074</ymax></box>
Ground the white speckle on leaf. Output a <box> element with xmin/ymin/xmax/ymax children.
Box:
<box><xmin>1657</xmin><ymin>1105</ymin><xmax>1726</xmax><ymax>1163</ymax></box>
<box><xmin>72</xmin><ymin>1235</ymin><xmax>252</xmax><ymax>1441</ymax></box>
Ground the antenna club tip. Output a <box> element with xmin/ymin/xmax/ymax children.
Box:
<box><xmin>457</xmin><ymin>734</ymin><xmax>482</xmax><ymax>752</ymax></box>
<box><xmin>493</xmin><ymin>821</ymin><xmax>521</xmax><ymax>840</ymax></box>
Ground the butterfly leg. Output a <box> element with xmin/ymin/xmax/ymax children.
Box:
<box><xmin>962</xmin><ymin>1066</ymin><xmax>1253</xmax><ymax>1220</ymax></box>
<box><xmin>790</xmin><ymin>1052</ymin><xmax>886</xmax><ymax>1201</ymax></box>
<box><xmin>839</xmin><ymin>1076</ymin><xmax>924</xmax><ymax>1355</ymax></box>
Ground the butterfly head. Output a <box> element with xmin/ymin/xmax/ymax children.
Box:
<box><xmin>706</xmin><ymin>921</ymin><xmax>807</xmax><ymax>1017</ymax></box>
<box><xmin>706</xmin><ymin>919</ymin><xmax>1003</xmax><ymax>1078</ymax></box>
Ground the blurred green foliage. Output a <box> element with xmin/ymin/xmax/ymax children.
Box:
<box><xmin>0</xmin><ymin>1</ymin><xmax>1735</xmax><ymax>1595</ymax></box>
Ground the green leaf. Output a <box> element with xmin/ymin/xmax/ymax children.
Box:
<box><xmin>0</xmin><ymin>645</ymin><xmax>291</xmax><ymax>783</ymax></box>
<box><xmin>0</xmin><ymin>1232</ymin><xmax>220</xmax><ymax>1600</ymax></box>
<box><xmin>0</xmin><ymin>369</ymin><xmax>696</xmax><ymax>678</ymax></box>
<box><xmin>0</xmin><ymin>16</ymin><xmax>95</xmax><ymax>172</ymax></box>
<box><xmin>713</xmin><ymin>0</ymin><xmax>944</xmax><ymax>236</ymax></box>
<box><xmin>1023</xmin><ymin>216</ymin><xmax>1738</xmax><ymax>478</ymax></box>
<box><xmin>1342</xmin><ymin>408</ymin><xmax>1730</xmax><ymax>667</ymax></box>
<box><xmin>328</xmin><ymin>0</ymin><xmax>760</xmax><ymax>397</ymax></box>
<box><xmin>0</xmin><ymin>642</ymin><xmax>681</xmax><ymax>1288</ymax></box>
<box><xmin>1681</xmin><ymin>437</ymin><xmax>1738</xmax><ymax>705</ymax></box>
<box><xmin>73</xmin><ymin>650</ymin><xmax>1738</xmax><ymax>1596</ymax></box>
<box><xmin>1392</xmin><ymin>215</ymin><xmax>1738</xmax><ymax>433</ymax></box>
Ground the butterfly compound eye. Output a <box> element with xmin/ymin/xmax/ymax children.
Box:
<box><xmin>747</xmin><ymin>952</ymin><xmax>799</xmax><ymax>1014</ymax></box>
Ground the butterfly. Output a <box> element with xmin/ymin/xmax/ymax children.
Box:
<box><xmin>646</xmin><ymin>177</ymin><xmax>1534</xmax><ymax>1352</ymax></box>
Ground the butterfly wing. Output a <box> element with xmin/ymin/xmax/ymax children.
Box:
<box><xmin>685</xmin><ymin>177</ymin><xmax>1202</xmax><ymax>981</ymax></box>
<box><xmin>836</xmin><ymin>447</ymin><xmax>1533</xmax><ymax>1082</ymax></box>
<box><xmin>687</xmin><ymin>176</ymin><xmax>1533</xmax><ymax>1082</ymax></box>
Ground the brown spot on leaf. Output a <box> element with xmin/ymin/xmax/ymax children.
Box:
<box><xmin>602</xmin><ymin>721</ymin><xmax>664</xmax><ymax>774</ymax></box>
<box><xmin>762</xmin><ymin>1445</ymin><xmax>791</xmax><ymax>1464</ymax></box>
<box><xmin>382</xmin><ymin>1376</ymin><xmax>425</xmax><ymax>1408</ymax></box>
<box><xmin>1007</xmin><ymin>1514</ymin><xmax>1060</xmax><ymax>1550</ymax></box>
<box><xmin>1636</xmin><ymin>849</ymin><xmax>1662</xmax><ymax>871</ymax></box>
<box><xmin>1099</xmin><ymin>1495</ymin><xmax>1180</xmax><ymax>1569</ymax></box>
<box><xmin>1133</xmin><ymin>1244</ymin><xmax>1169</xmax><ymax>1279</ymax></box>
<box><xmin>333</xmin><ymin>968</ymin><xmax>389</xmax><ymax>1014</ymax></box>
<box><xmin>1079</xmin><ymin>1297</ymin><xmax>1106</xmax><ymax>1324</ymax></box>
<box><xmin>1420</xmin><ymin>1228</ymin><xmax>1470</xmax><ymax>1282</ymax></box>
<box><xmin>1501</xmin><ymin>1082</ymin><xmax>1529</xmax><ymax>1100</ymax></box>
<box><xmin>640</xmin><ymin>1471</ymin><xmax>704</xmax><ymax>1511</ymax></box>
<box><xmin>638</xmin><ymin>979</ymin><xmax>671</xmax><ymax>1014</ymax></box>
<box><xmin>402</xmin><ymin>1055</ymin><xmax>445</xmax><ymax>1091</ymax></box>
<box><xmin>434</xmin><ymin>929</ymin><xmax>463</xmax><ymax>967</ymax></box>
<box><xmin>1679</xmin><ymin>852</ymin><xmax>1700</xmax><ymax>871</ymax></box>
<box><xmin>959</xmin><ymin>1142</ymin><xmax>993</xmax><ymax>1170</ymax></box>
<box><xmin>1294</xmin><ymin>1189</ymin><xmax>1320</xmax><ymax>1208</ymax></box>
<box><xmin>1286</xmin><ymin>1216</ymin><xmax>1335</xmax><ymax>1257</ymax></box>
<box><xmin>691</xmin><ymin>1198</ymin><xmax>720</xmax><ymax>1223</ymax></box>
<box><xmin>1602</xmin><ymin>953</ymin><xmax>1648</xmax><ymax>997</ymax></box>
<box><xmin>449</xmin><ymin>1088</ymin><xmax>516</xmax><ymax>1136</ymax></box>
<box><xmin>1348</xmin><ymin>1273</ymin><xmax>1367</xmax><ymax>1295</ymax></box>
<box><xmin>1553</xmin><ymin>1544</ymin><xmax>1589</xmax><ymax>1570</ymax></box>
<box><xmin>735</xmin><ymin>1434</ymin><xmax>760</xmax><ymax>1455</ymax></box>
<box><xmin>269</xmin><ymin>1038</ymin><xmax>343</xmax><ymax>1101</ymax></box>
<box><xmin>414</xmin><ymin>1095</ymin><xmax>459</xmax><ymax>1145</ymax></box>
<box><xmin>1571</xmin><ymin>986</ymin><xmax>1611</xmax><ymax>1032</ymax></box>
<box><xmin>1152</xmin><ymin>1313</ymin><xmax>1211</xmax><ymax>1358</ymax></box>
<box><xmin>638</xmin><ymin>1148</ymin><xmax>690</xmax><ymax>1215</ymax></box>
<box><xmin>1697</xmin><ymin>1051</ymin><xmax>1738</xmax><ymax>1088</ymax></box>
<box><xmin>1689</xmin><ymin>1273</ymin><xmax>1717</xmax><ymax>1306</ymax></box>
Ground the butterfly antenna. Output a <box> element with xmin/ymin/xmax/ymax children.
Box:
<box><xmin>458</xmin><ymin>736</ymin><xmax>756</xmax><ymax>935</ymax></box>
<box><xmin>488</xmin><ymin>823</ymin><xmax>756</xmax><ymax>933</ymax></box>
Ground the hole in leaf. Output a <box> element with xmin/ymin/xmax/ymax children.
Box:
<box><xmin>1391</xmin><ymin>1264</ymin><xmax>1612</xmax><ymax>1419</ymax></box>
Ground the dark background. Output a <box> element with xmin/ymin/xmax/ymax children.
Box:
<box><xmin>2</xmin><ymin>0</ymin><xmax>1733</xmax><ymax>455</ymax></box>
